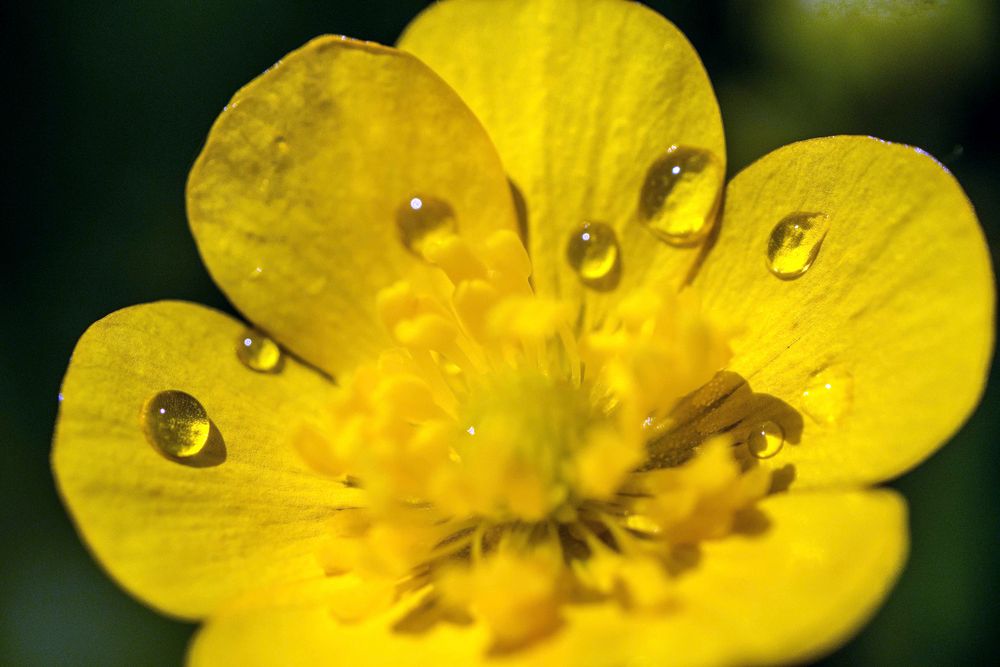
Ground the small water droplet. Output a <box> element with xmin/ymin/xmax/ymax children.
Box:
<box><xmin>638</xmin><ymin>146</ymin><xmax>724</xmax><ymax>245</ymax></box>
<box><xmin>396</xmin><ymin>195</ymin><xmax>457</xmax><ymax>256</ymax></box>
<box><xmin>565</xmin><ymin>221</ymin><xmax>621</xmax><ymax>290</ymax></box>
<box><xmin>802</xmin><ymin>367</ymin><xmax>853</xmax><ymax>424</ymax></box>
<box><xmin>237</xmin><ymin>329</ymin><xmax>283</xmax><ymax>373</ymax></box>
<box><xmin>249</xmin><ymin>266</ymin><xmax>263</xmax><ymax>281</ymax></box>
<box><xmin>143</xmin><ymin>390</ymin><xmax>211</xmax><ymax>458</ymax></box>
<box><xmin>765</xmin><ymin>212</ymin><xmax>830</xmax><ymax>279</ymax></box>
<box><xmin>748</xmin><ymin>421</ymin><xmax>784</xmax><ymax>459</ymax></box>
<box><xmin>57</xmin><ymin>392</ymin><xmax>64</xmax><ymax>403</ymax></box>
<box><xmin>274</xmin><ymin>136</ymin><xmax>290</xmax><ymax>156</ymax></box>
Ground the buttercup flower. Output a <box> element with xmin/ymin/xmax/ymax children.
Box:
<box><xmin>53</xmin><ymin>1</ymin><xmax>994</xmax><ymax>665</ymax></box>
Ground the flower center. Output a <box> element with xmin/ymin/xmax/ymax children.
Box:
<box><xmin>292</xmin><ymin>224</ymin><xmax>771</xmax><ymax>651</ymax></box>
<box><xmin>454</xmin><ymin>368</ymin><xmax>606</xmax><ymax>521</ymax></box>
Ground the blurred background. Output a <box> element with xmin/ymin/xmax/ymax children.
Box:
<box><xmin>3</xmin><ymin>0</ymin><xmax>997</xmax><ymax>664</ymax></box>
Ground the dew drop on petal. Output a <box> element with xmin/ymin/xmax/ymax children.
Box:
<box><xmin>237</xmin><ymin>329</ymin><xmax>283</xmax><ymax>373</ymax></box>
<box><xmin>802</xmin><ymin>367</ymin><xmax>854</xmax><ymax>425</ymax></box>
<box><xmin>565</xmin><ymin>221</ymin><xmax>621</xmax><ymax>290</ymax></box>
<box><xmin>396</xmin><ymin>195</ymin><xmax>457</xmax><ymax>256</ymax></box>
<box><xmin>765</xmin><ymin>212</ymin><xmax>830</xmax><ymax>279</ymax></box>
<box><xmin>748</xmin><ymin>420</ymin><xmax>784</xmax><ymax>459</ymax></box>
<box><xmin>143</xmin><ymin>390</ymin><xmax>211</xmax><ymax>458</ymax></box>
<box><xmin>274</xmin><ymin>135</ymin><xmax>290</xmax><ymax>156</ymax></box>
<box><xmin>638</xmin><ymin>146</ymin><xmax>724</xmax><ymax>246</ymax></box>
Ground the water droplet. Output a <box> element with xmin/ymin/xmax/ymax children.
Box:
<box><xmin>565</xmin><ymin>221</ymin><xmax>621</xmax><ymax>290</ymax></box>
<box><xmin>236</xmin><ymin>329</ymin><xmax>283</xmax><ymax>373</ymax></box>
<box><xmin>143</xmin><ymin>390</ymin><xmax>211</xmax><ymax>458</ymax></box>
<box><xmin>765</xmin><ymin>212</ymin><xmax>830</xmax><ymax>279</ymax></box>
<box><xmin>638</xmin><ymin>146</ymin><xmax>724</xmax><ymax>245</ymax></box>
<box><xmin>274</xmin><ymin>136</ymin><xmax>290</xmax><ymax>156</ymax></box>
<box><xmin>396</xmin><ymin>195</ymin><xmax>457</xmax><ymax>256</ymax></box>
<box><xmin>748</xmin><ymin>421</ymin><xmax>784</xmax><ymax>459</ymax></box>
<box><xmin>249</xmin><ymin>266</ymin><xmax>263</xmax><ymax>281</ymax></box>
<box><xmin>802</xmin><ymin>367</ymin><xmax>854</xmax><ymax>424</ymax></box>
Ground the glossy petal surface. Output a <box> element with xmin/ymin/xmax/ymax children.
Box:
<box><xmin>188</xmin><ymin>37</ymin><xmax>518</xmax><ymax>377</ymax></box>
<box><xmin>52</xmin><ymin>301</ymin><xmax>360</xmax><ymax>619</ymax></box>
<box><xmin>400</xmin><ymin>0</ymin><xmax>725</xmax><ymax>307</ymax></box>
<box><xmin>695</xmin><ymin>136</ymin><xmax>994</xmax><ymax>487</ymax></box>
<box><xmin>188</xmin><ymin>490</ymin><xmax>905</xmax><ymax>666</ymax></box>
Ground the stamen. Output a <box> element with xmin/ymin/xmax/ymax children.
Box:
<box><xmin>290</xmin><ymin>227</ymin><xmax>770</xmax><ymax>641</ymax></box>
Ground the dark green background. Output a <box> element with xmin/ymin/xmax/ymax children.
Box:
<box><xmin>4</xmin><ymin>1</ymin><xmax>998</xmax><ymax>664</ymax></box>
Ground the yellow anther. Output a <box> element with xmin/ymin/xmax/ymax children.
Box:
<box><xmin>488</xmin><ymin>296</ymin><xmax>572</xmax><ymax>342</ymax></box>
<box><xmin>480</xmin><ymin>229</ymin><xmax>532</xmax><ymax>280</ymax></box>
<box><xmin>422</xmin><ymin>233</ymin><xmax>487</xmax><ymax>284</ymax></box>
<box><xmin>364</xmin><ymin>521</ymin><xmax>442</xmax><ymax>577</ymax></box>
<box><xmin>628</xmin><ymin>438</ymin><xmax>770</xmax><ymax>543</ymax></box>
<box><xmin>375</xmin><ymin>281</ymin><xmax>419</xmax><ymax>332</ymax></box>
<box><xmin>327</xmin><ymin>577</ymin><xmax>396</xmax><ymax>623</ymax></box>
<box><xmin>572</xmin><ymin>425</ymin><xmax>643</xmax><ymax>500</ymax></box>
<box><xmin>439</xmin><ymin>551</ymin><xmax>563</xmax><ymax>651</ymax></box>
<box><xmin>372</xmin><ymin>375</ymin><xmax>444</xmax><ymax>423</ymax></box>
<box><xmin>393</xmin><ymin>312</ymin><xmax>458</xmax><ymax>350</ymax></box>
<box><xmin>452</xmin><ymin>279</ymin><xmax>500</xmax><ymax>340</ymax></box>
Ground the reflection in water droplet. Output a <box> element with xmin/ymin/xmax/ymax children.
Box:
<box><xmin>748</xmin><ymin>421</ymin><xmax>784</xmax><ymax>459</ymax></box>
<box><xmin>565</xmin><ymin>221</ymin><xmax>621</xmax><ymax>290</ymax></box>
<box><xmin>765</xmin><ymin>212</ymin><xmax>830</xmax><ymax>279</ymax></box>
<box><xmin>237</xmin><ymin>329</ymin><xmax>283</xmax><ymax>373</ymax></box>
<box><xmin>396</xmin><ymin>195</ymin><xmax>457</xmax><ymax>256</ymax></box>
<box><xmin>249</xmin><ymin>266</ymin><xmax>263</xmax><ymax>281</ymax></box>
<box><xmin>802</xmin><ymin>367</ymin><xmax>854</xmax><ymax>424</ymax></box>
<box><xmin>638</xmin><ymin>146</ymin><xmax>724</xmax><ymax>245</ymax></box>
<box><xmin>143</xmin><ymin>390</ymin><xmax>211</xmax><ymax>458</ymax></box>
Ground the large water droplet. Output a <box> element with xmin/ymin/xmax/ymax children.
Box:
<box><xmin>237</xmin><ymin>329</ymin><xmax>283</xmax><ymax>373</ymax></box>
<box><xmin>748</xmin><ymin>420</ymin><xmax>784</xmax><ymax>459</ymax></box>
<box><xmin>765</xmin><ymin>212</ymin><xmax>830</xmax><ymax>279</ymax></box>
<box><xmin>638</xmin><ymin>146</ymin><xmax>724</xmax><ymax>245</ymax></box>
<box><xmin>396</xmin><ymin>195</ymin><xmax>457</xmax><ymax>256</ymax></box>
<box><xmin>565</xmin><ymin>221</ymin><xmax>621</xmax><ymax>290</ymax></box>
<box><xmin>802</xmin><ymin>367</ymin><xmax>854</xmax><ymax>424</ymax></box>
<box><xmin>143</xmin><ymin>390</ymin><xmax>211</xmax><ymax>458</ymax></box>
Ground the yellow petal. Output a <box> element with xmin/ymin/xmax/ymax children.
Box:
<box><xmin>399</xmin><ymin>0</ymin><xmax>725</xmax><ymax>304</ymax></box>
<box><xmin>694</xmin><ymin>136</ymin><xmax>995</xmax><ymax>487</ymax></box>
<box><xmin>52</xmin><ymin>301</ymin><xmax>362</xmax><ymax>619</ymax></box>
<box><xmin>189</xmin><ymin>490</ymin><xmax>905</xmax><ymax>666</ymax></box>
<box><xmin>188</xmin><ymin>37</ymin><xmax>518</xmax><ymax>377</ymax></box>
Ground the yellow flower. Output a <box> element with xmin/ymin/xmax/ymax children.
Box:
<box><xmin>52</xmin><ymin>1</ymin><xmax>994</xmax><ymax>665</ymax></box>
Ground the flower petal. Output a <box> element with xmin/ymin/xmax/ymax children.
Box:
<box><xmin>52</xmin><ymin>301</ymin><xmax>361</xmax><ymax>620</ymax></box>
<box><xmin>188</xmin><ymin>37</ymin><xmax>518</xmax><ymax>377</ymax></box>
<box><xmin>189</xmin><ymin>490</ymin><xmax>905</xmax><ymax>666</ymax></box>
<box><xmin>694</xmin><ymin>136</ymin><xmax>995</xmax><ymax>487</ymax></box>
<box><xmin>399</xmin><ymin>0</ymin><xmax>725</xmax><ymax>303</ymax></box>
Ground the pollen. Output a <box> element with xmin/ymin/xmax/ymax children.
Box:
<box><xmin>292</xmin><ymin>228</ymin><xmax>769</xmax><ymax>649</ymax></box>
